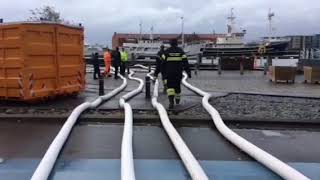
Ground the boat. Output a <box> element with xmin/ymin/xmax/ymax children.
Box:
<box><xmin>122</xmin><ymin>25</ymin><xmax>170</xmax><ymax>60</ymax></box>
<box><xmin>200</xmin><ymin>8</ymin><xmax>290</xmax><ymax>57</ymax></box>
<box><xmin>123</xmin><ymin>38</ymin><xmax>169</xmax><ymax>60</ymax></box>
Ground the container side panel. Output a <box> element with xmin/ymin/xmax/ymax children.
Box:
<box><xmin>3</xmin><ymin>48</ymin><xmax>23</xmax><ymax>68</ymax></box>
<box><xmin>0</xmin><ymin>29</ymin><xmax>4</xmax><ymax>97</ymax></box>
<box><xmin>24</xmin><ymin>25</ymin><xmax>57</xmax><ymax>100</ymax></box>
<box><xmin>57</xmin><ymin>25</ymin><xmax>84</xmax><ymax>94</ymax></box>
<box><xmin>25</xmin><ymin>55</ymin><xmax>55</xmax><ymax>67</ymax></box>
<box><xmin>25</xmin><ymin>29</ymin><xmax>55</xmax><ymax>55</ymax></box>
<box><xmin>0</xmin><ymin>23</ymin><xmax>84</xmax><ymax>101</ymax></box>
<box><xmin>0</xmin><ymin>25</ymin><xmax>23</xmax><ymax>99</ymax></box>
<box><xmin>3</xmin><ymin>27</ymin><xmax>20</xmax><ymax>40</ymax></box>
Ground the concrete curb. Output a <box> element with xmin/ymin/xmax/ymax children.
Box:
<box><xmin>1</xmin><ymin>113</ymin><xmax>320</xmax><ymax>127</ymax></box>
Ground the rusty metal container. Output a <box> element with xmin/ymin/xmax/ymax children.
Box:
<box><xmin>304</xmin><ymin>66</ymin><xmax>320</xmax><ymax>83</ymax></box>
<box><xmin>0</xmin><ymin>22</ymin><xmax>85</xmax><ymax>101</ymax></box>
<box><xmin>269</xmin><ymin>66</ymin><xmax>296</xmax><ymax>83</ymax></box>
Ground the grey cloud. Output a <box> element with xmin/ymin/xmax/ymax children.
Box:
<box><xmin>1</xmin><ymin>0</ymin><xmax>320</xmax><ymax>45</ymax></box>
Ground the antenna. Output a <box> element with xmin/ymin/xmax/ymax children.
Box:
<box><xmin>268</xmin><ymin>8</ymin><xmax>275</xmax><ymax>38</ymax></box>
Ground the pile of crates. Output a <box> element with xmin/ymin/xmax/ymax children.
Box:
<box><xmin>0</xmin><ymin>22</ymin><xmax>85</xmax><ymax>102</ymax></box>
<box><xmin>269</xmin><ymin>66</ymin><xmax>296</xmax><ymax>83</ymax></box>
<box><xmin>269</xmin><ymin>65</ymin><xmax>320</xmax><ymax>84</ymax></box>
<box><xmin>304</xmin><ymin>66</ymin><xmax>320</xmax><ymax>84</ymax></box>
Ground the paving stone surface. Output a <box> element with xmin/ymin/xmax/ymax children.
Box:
<box><xmin>1</xmin><ymin>69</ymin><xmax>320</xmax><ymax>123</ymax></box>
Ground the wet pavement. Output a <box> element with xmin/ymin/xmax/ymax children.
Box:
<box><xmin>1</xmin><ymin>121</ymin><xmax>318</xmax><ymax>162</ymax></box>
<box><xmin>0</xmin><ymin>121</ymin><xmax>319</xmax><ymax>179</ymax></box>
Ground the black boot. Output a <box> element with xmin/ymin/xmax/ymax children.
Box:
<box><xmin>175</xmin><ymin>98</ymin><xmax>180</xmax><ymax>105</ymax></box>
<box><xmin>175</xmin><ymin>94</ymin><xmax>181</xmax><ymax>105</ymax></box>
<box><xmin>163</xmin><ymin>84</ymin><xmax>167</xmax><ymax>94</ymax></box>
<box><xmin>169</xmin><ymin>96</ymin><xmax>174</xmax><ymax>109</ymax></box>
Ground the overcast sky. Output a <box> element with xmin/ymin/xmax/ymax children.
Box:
<box><xmin>2</xmin><ymin>0</ymin><xmax>320</xmax><ymax>46</ymax></box>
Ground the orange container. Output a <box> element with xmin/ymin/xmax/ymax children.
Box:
<box><xmin>0</xmin><ymin>22</ymin><xmax>85</xmax><ymax>101</ymax></box>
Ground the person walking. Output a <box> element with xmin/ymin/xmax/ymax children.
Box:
<box><xmin>92</xmin><ymin>52</ymin><xmax>101</xmax><ymax>80</ymax></box>
<box><xmin>154</xmin><ymin>45</ymin><xmax>167</xmax><ymax>93</ymax></box>
<box><xmin>104</xmin><ymin>48</ymin><xmax>112</xmax><ymax>77</ymax></box>
<box><xmin>163</xmin><ymin>39</ymin><xmax>191</xmax><ymax>109</ymax></box>
<box><xmin>120</xmin><ymin>47</ymin><xmax>129</xmax><ymax>76</ymax></box>
<box><xmin>111</xmin><ymin>47</ymin><xmax>121</xmax><ymax>79</ymax></box>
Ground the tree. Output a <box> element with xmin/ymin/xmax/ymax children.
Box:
<box><xmin>28</xmin><ymin>6</ymin><xmax>63</xmax><ymax>23</ymax></box>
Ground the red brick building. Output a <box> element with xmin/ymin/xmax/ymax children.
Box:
<box><xmin>112</xmin><ymin>32</ymin><xmax>226</xmax><ymax>49</ymax></box>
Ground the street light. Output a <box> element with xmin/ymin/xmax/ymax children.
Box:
<box><xmin>181</xmin><ymin>16</ymin><xmax>184</xmax><ymax>47</ymax></box>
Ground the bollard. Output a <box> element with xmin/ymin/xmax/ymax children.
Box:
<box><xmin>267</xmin><ymin>56</ymin><xmax>272</xmax><ymax>67</ymax></box>
<box><xmin>218</xmin><ymin>58</ymin><xmax>222</xmax><ymax>75</ymax></box>
<box><xmin>194</xmin><ymin>63</ymin><xmax>198</xmax><ymax>76</ymax></box>
<box><xmin>145</xmin><ymin>76</ymin><xmax>151</xmax><ymax>99</ymax></box>
<box><xmin>240</xmin><ymin>58</ymin><xmax>244</xmax><ymax>75</ymax></box>
<box><xmin>263</xmin><ymin>62</ymin><xmax>268</xmax><ymax>75</ymax></box>
<box><xmin>196</xmin><ymin>54</ymin><xmax>202</xmax><ymax>76</ymax></box>
<box><xmin>198</xmin><ymin>53</ymin><xmax>203</xmax><ymax>64</ymax></box>
<box><xmin>99</xmin><ymin>76</ymin><xmax>104</xmax><ymax>96</ymax></box>
<box><xmin>127</xmin><ymin>65</ymin><xmax>130</xmax><ymax>75</ymax></box>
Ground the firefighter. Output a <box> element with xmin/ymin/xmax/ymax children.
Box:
<box><xmin>111</xmin><ymin>47</ymin><xmax>121</xmax><ymax>79</ymax></box>
<box><xmin>163</xmin><ymin>39</ymin><xmax>191</xmax><ymax>109</ymax></box>
<box><xmin>154</xmin><ymin>45</ymin><xmax>167</xmax><ymax>93</ymax></box>
<box><xmin>92</xmin><ymin>52</ymin><xmax>101</xmax><ymax>80</ymax></box>
<box><xmin>104</xmin><ymin>48</ymin><xmax>112</xmax><ymax>77</ymax></box>
<box><xmin>120</xmin><ymin>47</ymin><xmax>128</xmax><ymax>76</ymax></box>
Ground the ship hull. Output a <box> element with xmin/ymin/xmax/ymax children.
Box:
<box><xmin>201</xmin><ymin>41</ymin><xmax>289</xmax><ymax>57</ymax></box>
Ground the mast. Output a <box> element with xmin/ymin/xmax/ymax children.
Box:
<box><xmin>268</xmin><ymin>8</ymin><xmax>275</xmax><ymax>39</ymax></box>
<box><xmin>150</xmin><ymin>25</ymin><xmax>154</xmax><ymax>42</ymax></box>
<box><xmin>139</xmin><ymin>20</ymin><xmax>142</xmax><ymax>41</ymax></box>
<box><xmin>227</xmin><ymin>8</ymin><xmax>236</xmax><ymax>37</ymax></box>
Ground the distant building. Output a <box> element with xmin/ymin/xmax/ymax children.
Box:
<box><xmin>312</xmin><ymin>34</ymin><xmax>320</xmax><ymax>49</ymax></box>
<box><xmin>286</xmin><ymin>34</ymin><xmax>320</xmax><ymax>49</ymax></box>
<box><xmin>111</xmin><ymin>32</ymin><xmax>234</xmax><ymax>49</ymax></box>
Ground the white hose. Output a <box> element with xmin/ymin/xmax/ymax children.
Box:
<box><xmin>182</xmin><ymin>73</ymin><xmax>310</xmax><ymax>180</ymax></box>
<box><xmin>119</xmin><ymin>70</ymin><xmax>145</xmax><ymax>180</ymax></box>
<box><xmin>31</xmin><ymin>71</ymin><xmax>127</xmax><ymax>180</ymax></box>
<box><xmin>151</xmin><ymin>78</ymin><xmax>209</xmax><ymax>180</ymax></box>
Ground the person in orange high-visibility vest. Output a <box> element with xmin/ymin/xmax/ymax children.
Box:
<box><xmin>104</xmin><ymin>48</ymin><xmax>112</xmax><ymax>77</ymax></box>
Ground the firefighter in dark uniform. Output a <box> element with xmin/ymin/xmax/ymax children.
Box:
<box><xmin>163</xmin><ymin>39</ymin><xmax>191</xmax><ymax>109</ymax></box>
<box><xmin>154</xmin><ymin>45</ymin><xmax>167</xmax><ymax>93</ymax></box>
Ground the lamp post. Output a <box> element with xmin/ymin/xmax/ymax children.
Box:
<box><xmin>181</xmin><ymin>16</ymin><xmax>184</xmax><ymax>48</ymax></box>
